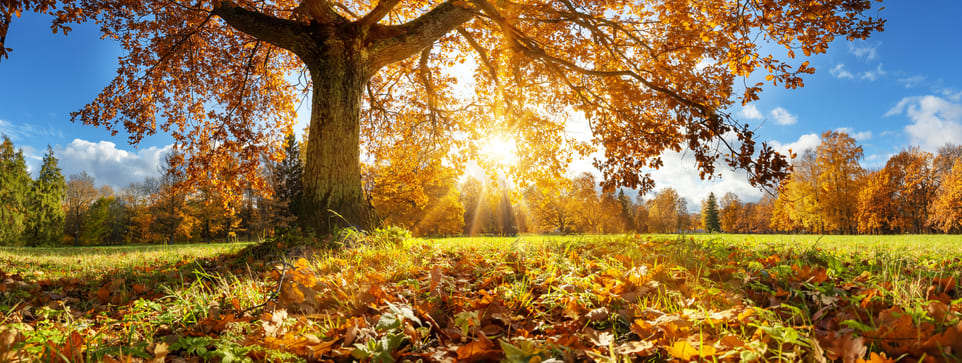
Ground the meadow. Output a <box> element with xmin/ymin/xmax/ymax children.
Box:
<box><xmin>1</xmin><ymin>233</ymin><xmax>960</xmax><ymax>362</ymax></box>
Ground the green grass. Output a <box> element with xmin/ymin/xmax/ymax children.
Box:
<box><xmin>1</xmin><ymin>234</ymin><xmax>960</xmax><ymax>362</ymax></box>
<box><xmin>678</xmin><ymin>233</ymin><xmax>962</xmax><ymax>256</ymax></box>
<box><xmin>0</xmin><ymin>242</ymin><xmax>253</xmax><ymax>281</ymax></box>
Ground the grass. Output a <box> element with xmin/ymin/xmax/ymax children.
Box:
<box><xmin>0</xmin><ymin>234</ymin><xmax>960</xmax><ymax>362</ymax></box>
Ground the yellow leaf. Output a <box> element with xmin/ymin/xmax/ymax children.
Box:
<box><xmin>666</xmin><ymin>341</ymin><xmax>698</xmax><ymax>360</ymax></box>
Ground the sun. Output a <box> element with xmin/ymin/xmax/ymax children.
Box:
<box><xmin>479</xmin><ymin>136</ymin><xmax>518</xmax><ymax>165</ymax></box>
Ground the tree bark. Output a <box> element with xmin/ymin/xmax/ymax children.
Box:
<box><xmin>299</xmin><ymin>43</ymin><xmax>379</xmax><ymax>234</ymax></box>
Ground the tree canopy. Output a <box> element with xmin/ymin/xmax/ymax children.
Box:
<box><xmin>2</xmin><ymin>0</ymin><xmax>885</xmax><ymax>233</ymax></box>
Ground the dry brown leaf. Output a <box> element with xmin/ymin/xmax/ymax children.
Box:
<box><xmin>262</xmin><ymin>309</ymin><xmax>288</xmax><ymax>337</ymax></box>
<box><xmin>587</xmin><ymin>307</ymin><xmax>609</xmax><ymax>322</ymax></box>
<box><xmin>816</xmin><ymin>330</ymin><xmax>866</xmax><ymax>363</ymax></box>
<box><xmin>613</xmin><ymin>340</ymin><xmax>655</xmax><ymax>357</ymax></box>
<box><xmin>0</xmin><ymin>326</ymin><xmax>24</xmax><ymax>362</ymax></box>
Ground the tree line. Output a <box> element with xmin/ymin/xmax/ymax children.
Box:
<box><xmin>701</xmin><ymin>131</ymin><xmax>962</xmax><ymax>235</ymax></box>
<box><xmin>3</xmin><ymin>129</ymin><xmax>961</xmax><ymax>246</ymax></box>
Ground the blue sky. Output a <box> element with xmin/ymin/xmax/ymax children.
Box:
<box><xmin>1</xmin><ymin>1</ymin><xmax>961</xmax><ymax>207</ymax></box>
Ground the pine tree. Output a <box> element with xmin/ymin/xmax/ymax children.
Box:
<box><xmin>701</xmin><ymin>192</ymin><xmax>721</xmax><ymax>233</ymax></box>
<box><xmin>0</xmin><ymin>135</ymin><xmax>32</xmax><ymax>245</ymax></box>
<box><xmin>268</xmin><ymin>133</ymin><xmax>304</xmax><ymax>234</ymax></box>
<box><xmin>25</xmin><ymin>146</ymin><xmax>66</xmax><ymax>246</ymax></box>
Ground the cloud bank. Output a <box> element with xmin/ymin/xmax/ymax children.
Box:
<box><xmin>55</xmin><ymin>139</ymin><xmax>172</xmax><ymax>189</ymax></box>
<box><xmin>886</xmin><ymin>95</ymin><xmax>962</xmax><ymax>152</ymax></box>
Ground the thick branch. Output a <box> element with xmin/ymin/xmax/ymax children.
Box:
<box><xmin>293</xmin><ymin>0</ymin><xmax>347</xmax><ymax>24</ymax></box>
<box><xmin>212</xmin><ymin>3</ymin><xmax>310</xmax><ymax>53</ymax></box>
<box><xmin>357</xmin><ymin>0</ymin><xmax>403</xmax><ymax>27</ymax></box>
<box><xmin>368</xmin><ymin>0</ymin><xmax>476</xmax><ymax>69</ymax></box>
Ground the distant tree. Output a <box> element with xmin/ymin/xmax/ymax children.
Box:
<box><xmin>121</xmin><ymin>179</ymin><xmax>159</xmax><ymax>243</ymax></box>
<box><xmin>701</xmin><ymin>192</ymin><xmax>721</xmax><ymax>233</ymax></box>
<box><xmin>815</xmin><ymin>131</ymin><xmax>864</xmax><ymax>234</ymax></box>
<box><xmin>857</xmin><ymin>169</ymin><xmax>895</xmax><ymax>234</ymax></box>
<box><xmin>64</xmin><ymin>171</ymin><xmax>98</xmax><ymax>246</ymax></box>
<box><xmin>523</xmin><ymin>180</ymin><xmax>576</xmax><ymax>234</ymax></box>
<box><xmin>270</xmin><ymin>134</ymin><xmax>304</xmax><ymax>233</ymax></box>
<box><xmin>597</xmin><ymin>190</ymin><xmax>625</xmax><ymax>234</ymax></box>
<box><xmin>647</xmin><ymin>188</ymin><xmax>685</xmax><ymax>233</ymax></box>
<box><xmin>82</xmin><ymin>196</ymin><xmax>127</xmax><ymax>245</ymax></box>
<box><xmin>750</xmin><ymin>195</ymin><xmax>776</xmax><ymax>233</ymax></box>
<box><xmin>153</xmin><ymin>152</ymin><xmax>196</xmax><ymax>243</ymax></box>
<box><xmin>719</xmin><ymin>192</ymin><xmax>742</xmax><ymax>233</ymax></box>
<box><xmin>616</xmin><ymin>189</ymin><xmax>636</xmax><ymax>232</ymax></box>
<box><xmin>494</xmin><ymin>191</ymin><xmax>518</xmax><ymax>236</ymax></box>
<box><xmin>780</xmin><ymin>151</ymin><xmax>823</xmax><ymax>233</ymax></box>
<box><xmin>365</xmin><ymin>139</ymin><xmax>464</xmax><ymax>237</ymax></box>
<box><xmin>934</xmin><ymin>144</ymin><xmax>962</xmax><ymax>176</ymax></box>
<box><xmin>930</xmin><ymin>160</ymin><xmax>962</xmax><ymax>233</ymax></box>
<box><xmin>634</xmin><ymin>196</ymin><xmax>650</xmax><ymax>233</ymax></box>
<box><xmin>571</xmin><ymin>173</ymin><xmax>601</xmax><ymax>233</ymax></box>
<box><xmin>25</xmin><ymin>146</ymin><xmax>66</xmax><ymax>246</ymax></box>
<box><xmin>0</xmin><ymin>135</ymin><xmax>31</xmax><ymax>245</ymax></box>
<box><xmin>886</xmin><ymin>148</ymin><xmax>938</xmax><ymax>233</ymax></box>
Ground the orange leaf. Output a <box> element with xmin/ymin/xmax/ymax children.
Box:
<box><xmin>456</xmin><ymin>339</ymin><xmax>499</xmax><ymax>361</ymax></box>
<box><xmin>857</xmin><ymin>352</ymin><xmax>896</xmax><ymax>363</ymax></box>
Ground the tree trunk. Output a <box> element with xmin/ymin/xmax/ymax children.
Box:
<box><xmin>300</xmin><ymin>52</ymin><xmax>379</xmax><ymax>235</ymax></box>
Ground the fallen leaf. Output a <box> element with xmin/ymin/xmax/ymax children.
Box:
<box><xmin>587</xmin><ymin>307</ymin><xmax>609</xmax><ymax>322</ymax></box>
<box><xmin>613</xmin><ymin>340</ymin><xmax>655</xmax><ymax>356</ymax></box>
<box><xmin>456</xmin><ymin>339</ymin><xmax>499</xmax><ymax>362</ymax></box>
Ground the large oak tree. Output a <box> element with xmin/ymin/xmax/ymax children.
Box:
<box><xmin>2</xmin><ymin>0</ymin><xmax>884</xmax><ymax>234</ymax></box>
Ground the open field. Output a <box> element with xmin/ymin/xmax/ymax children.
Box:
<box><xmin>1</xmin><ymin>234</ymin><xmax>961</xmax><ymax>362</ymax></box>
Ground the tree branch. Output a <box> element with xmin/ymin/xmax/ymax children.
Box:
<box><xmin>292</xmin><ymin>0</ymin><xmax>347</xmax><ymax>24</ymax></box>
<box><xmin>212</xmin><ymin>2</ymin><xmax>311</xmax><ymax>54</ymax></box>
<box><xmin>368</xmin><ymin>0</ymin><xmax>476</xmax><ymax>69</ymax></box>
<box><xmin>358</xmin><ymin>0</ymin><xmax>403</xmax><ymax>27</ymax></box>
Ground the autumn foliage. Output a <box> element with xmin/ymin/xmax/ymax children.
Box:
<box><xmin>3</xmin><ymin>0</ymin><xmax>885</xmax><ymax>232</ymax></box>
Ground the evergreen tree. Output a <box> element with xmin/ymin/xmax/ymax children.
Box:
<box><xmin>26</xmin><ymin>146</ymin><xmax>66</xmax><ymax>246</ymax></box>
<box><xmin>617</xmin><ymin>189</ymin><xmax>636</xmax><ymax>232</ymax></box>
<box><xmin>0</xmin><ymin>135</ymin><xmax>32</xmax><ymax>245</ymax></box>
<box><xmin>701</xmin><ymin>192</ymin><xmax>721</xmax><ymax>233</ymax></box>
<box><xmin>272</xmin><ymin>133</ymin><xmax>304</xmax><ymax>232</ymax></box>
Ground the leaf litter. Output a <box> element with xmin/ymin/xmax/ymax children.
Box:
<box><xmin>0</xmin><ymin>235</ymin><xmax>960</xmax><ymax>361</ymax></box>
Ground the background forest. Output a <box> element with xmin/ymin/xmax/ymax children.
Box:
<box><xmin>2</xmin><ymin>129</ymin><xmax>962</xmax><ymax>247</ymax></box>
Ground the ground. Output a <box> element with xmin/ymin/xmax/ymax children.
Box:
<box><xmin>1</xmin><ymin>234</ymin><xmax>960</xmax><ymax>362</ymax></box>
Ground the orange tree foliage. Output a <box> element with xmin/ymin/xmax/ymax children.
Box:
<box><xmin>930</xmin><ymin>160</ymin><xmax>962</xmax><ymax>233</ymax></box>
<box><xmin>857</xmin><ymin>169</ymin><xmax>895</xmax><ymax>234</ymax></box>
<box><xmin>884</xmin><ymin>148</ymin><xmax>938</xmax><ymax>233</ymax></box>
<box><xmin>3</xmin><ymin>0</ymin><xmax>884</xmax><ymax>233</ymax></box>
<box><xmin>362</xmin><ymin>139</ymin><xmax>464</xmax><ymax>237</ymax></box>
<box><xmin>814</xmin><ymin>131</ymin><xmax>864</xmax><ymax>234</ymax></box>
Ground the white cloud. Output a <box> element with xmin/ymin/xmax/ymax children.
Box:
<box><xmin>739</xmin><ymin>104</ymin><xmax>763</xmax><ymax>120</ymax></box>
<box><xmin>898</xmin><ymin>75</ymin><xmax>927</xmax><ymax>89</ymax></box>
<box><xmin>886</xmin><ymin>95</ymin><xmax>962</xmax><ymax>152</ymax></box>
<box><xmin>770</xmin><ymin>133</ymin><xmax>820</xmax><ymax>156</ymax></box>
<box><xmin>940</xmin><ymin>88</ymin><xmax>962</xmax><ymax>102</ymax></box>
<box><xmin>830</xmin><ymin>64</ymin><xmax>855</xmax><ymax>79</ymax></box>
<box><xmin>849</xmin><ymin>41</ymin><xmax>880</xmax><ymax>61</ymax></box>
<box><xmin>834</xmin><ymin>127</ymin><xmax>872</xmax><ymax>141</ymax></box>
<box><xmin>860</xmin><ymin>63</ymin><xmax>887</xmax><ymax>81</ymax></box>
<box><xmin>55</xmin><ymin>139</ymin><xmax>172</xmax><ymax>189</ymax></box>
<box><xmin>642</xmin><ymin>150</ymin><xmax>763</xmax><ymax>212</ymax></box>
<box><xmin>770</xmin><ymin>107</ymin><xmax>798</xmax><ymax>125</ymax></box>
<box><xmin>0</xmin><ymin>119</ymin><xmax>63</xmax><ymax>142</ymax></box>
